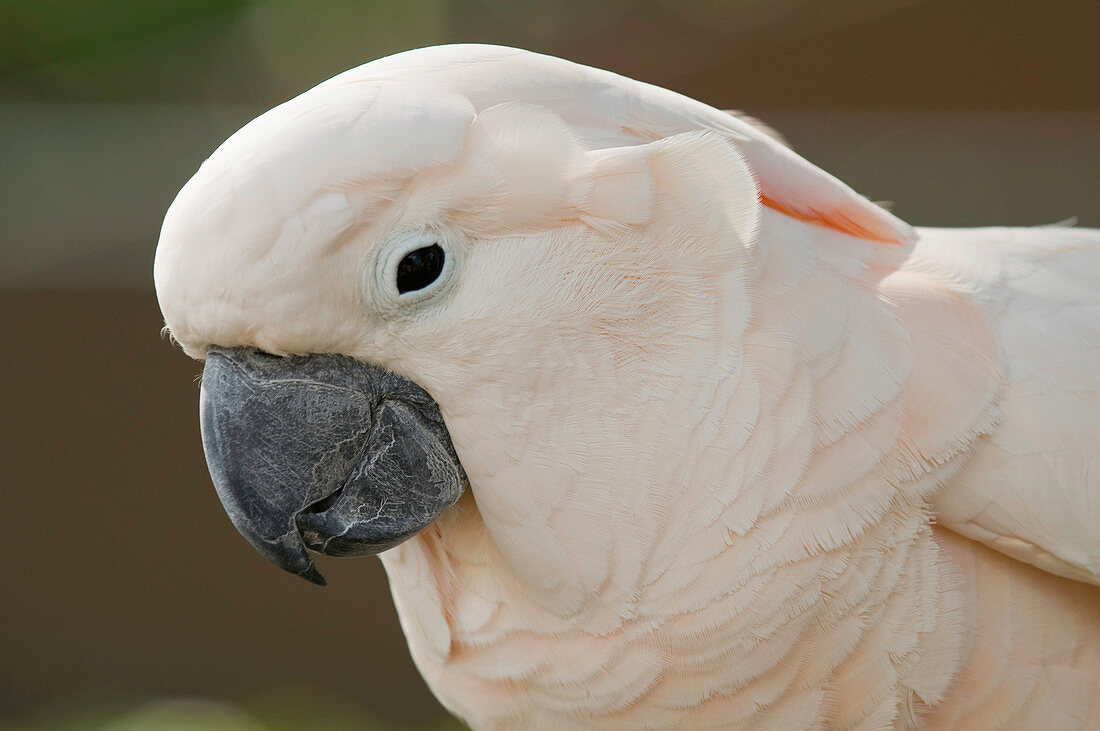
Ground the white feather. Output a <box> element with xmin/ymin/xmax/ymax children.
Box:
<box><xmin>155</xmin><ymin>44</ymin><xmax>1100</xmax><ymax>729</ymax></box>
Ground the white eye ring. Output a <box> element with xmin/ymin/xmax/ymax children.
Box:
<box><xmin>371</xmin><ymin>228</ymin><xmax>460</xmax><ymax>309</ymax></box>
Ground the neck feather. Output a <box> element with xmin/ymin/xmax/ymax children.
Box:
<box><xmin>382</xmin><ymin>211</ymin><xmax>1001</xmax><ymax>727</ymax></box>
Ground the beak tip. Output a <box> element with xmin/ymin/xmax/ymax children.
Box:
<box><xmin>299</xmin><ymin>563</ymin><xmax>328</xmax><ymax>586</ymax></box>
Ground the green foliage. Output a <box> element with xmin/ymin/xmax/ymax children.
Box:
<box><xmin>0</xmin><ymin>0</ymin><xmax>454</xmax><ymax>103</ymax></box>
<box><xmin>0</xmin><ymin>2</ymin><xmax>245</xmax><ymax>73</ymax></box>
<box><xmin>0</xmin><ymin>0</ymin><xmax>646</xmax><ymax>103</ymax></box>
<box><xmin>4</xmin><ymin>689</ymin><xmax>464</xmax><ymax>730</ymax></box>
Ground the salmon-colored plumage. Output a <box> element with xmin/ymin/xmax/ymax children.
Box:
<box><xmin>760</xmin><ymin>194</ymin><xmax>908</xmax><ymax>243</ymax></box>
<box><xmin>155</xmin><ymin>45</ymin><xmax>1100</xmax><ymax>729</ymax></box>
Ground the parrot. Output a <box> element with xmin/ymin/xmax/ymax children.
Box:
<box><xmin>154</xmin><ymin>44</ymin><xmax>1100</xmax><ymax>729</ymax></box>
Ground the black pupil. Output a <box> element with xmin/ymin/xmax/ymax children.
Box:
<box><xmin>396</xmin><ymin>244</ymin><xmax>445</xmax><ymax>294</ymax></box>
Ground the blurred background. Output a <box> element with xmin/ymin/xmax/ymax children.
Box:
<box><xmin>2</xmin><ymin>0</ymin><xmax>1098</xmax><ymax>728</ymax></box>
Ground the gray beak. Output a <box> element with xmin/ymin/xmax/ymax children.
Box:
<box><xmin>199</xmin><ymin>347</ymin><xmax>466</xmax><ymax>585</ymax></box>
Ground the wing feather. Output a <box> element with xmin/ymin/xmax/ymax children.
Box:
<box><xmin>913</xmin><ymin>225</ymin><xmax>1100</xmax><ymax>585</ymax></box>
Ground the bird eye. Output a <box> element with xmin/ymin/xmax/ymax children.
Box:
<box><xmin>396</xmin><ymin>244</ymin><xmax>445</xmax><ymax>294</ymax></box>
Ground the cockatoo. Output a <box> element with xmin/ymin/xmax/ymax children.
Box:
<box><xmin>154</xmin><ymin>45</ymin><xmax>1100</xmax><ymax>728</ymax></box>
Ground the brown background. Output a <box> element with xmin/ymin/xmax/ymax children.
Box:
<box><xmin>2</xmin><ymin>0</ymin><xmax>1098</xmax><ymax>727</ymax></box>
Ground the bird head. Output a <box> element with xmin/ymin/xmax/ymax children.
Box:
<box><xmin>155</xmin><ymin>44</ymin><xmax>907</xmax><ymax>607</ymax></box>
